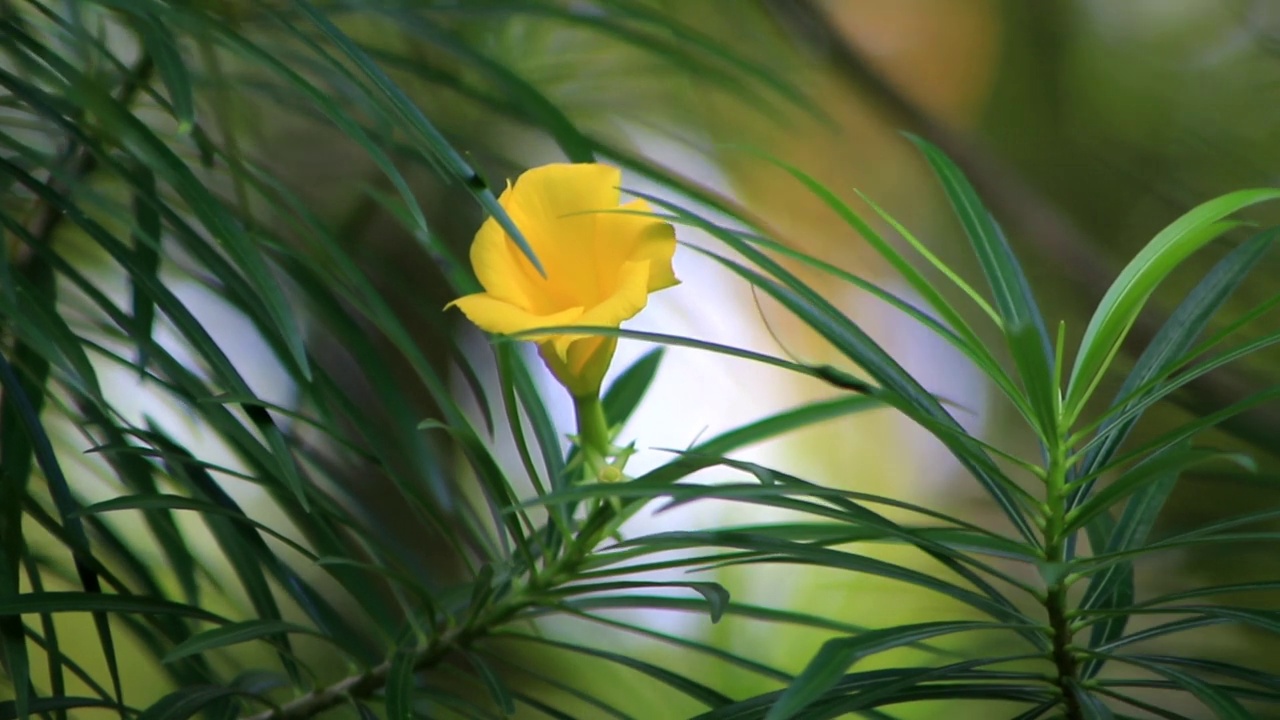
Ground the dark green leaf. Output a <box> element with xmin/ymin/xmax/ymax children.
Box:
<box><xmin>551</xmin><ymin>581</ymin><xmax>729</xmax><ymax>623</ymax></box>
<box><xmin>0</xmin><ymin>592</ymin><xmax>224</xmax><ymax>622</ymax></box>
<box><xmin>128</xmin><ymin>12</ymin><xmax>195</xmax><ymax>132</ymax></box>
<box><xmin>162</xmin><ymin>620</ymin><xmax>324</xmax><ymax>664</ymax></box>
<box><xmin>0</xmin><ymin>697</ymin><xmax>123</xmax><ymax>720</ymax></box>
<box><xmin>764</xmin><ymin>623</ymin><xmax>1027</xmax><ymax>720</ymax></box>
<box><xmin>137</xmin><ymin>687</ymin><xmax>249</xmax><ymax>720</ymax></box>
<box><xmin>499</xmin><ymin>632</ymin><xmax>732</xmax><ymax>708</ymax></box>
<box><xmin>908</xmin><ymin>134</ymin><xmax>1055</xmax><ymax>438</ymax></box>
<box><xmin>1071</xmin><ymin>228</ymin><xmax>1276</xmax><ymax>490</ymax></box>
<box><xmin>603</xmin><ymin>348</ymin><xmax>665</xmax><ymax>430</ymax></box>
<box><xmin>287</xmin><ymin>0</ymin><xmax>544</xmax><ymax>275</ymax></box>
<box><xmin>385</xmin><ymin>640</ymin><xmax>419</xmax><ymax>720</ymax></box>
<box><xmin>462</xmin><ymin>650</ymin><xmax>516</xmax><ymax>716</ymax></box>
<box><xmin>1109</xmin><ymin>656</ymin><xmax>1253</xmax><ymax>719</ymax></box>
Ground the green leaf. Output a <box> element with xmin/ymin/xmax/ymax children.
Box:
<box><xmin>127</xmin><ymin>12</ymin><xmax>195</xmax><ymax>132</ymax></box>
<box><xmin>908</xmin><ymin>134</ymin><xmax>1056</xmax><ymax>439</ymax></box>
<box><xmin>616</xmin><ymin>530</ymin><xmax>1033</xmax><ymax>627</ymax></box>
<box><xmin>74</xmin><ymin>405</ymin><xmax>201</xmax><ymax>605</ymax></box>
<box><xmin>735</xmin><ymin>152</ymin><xmax>1031</xmax><ymax>418</ymax></box>
<box><xmin>385</xmin><ymin>638</ymin><xmax>419</xmax><ymax>720</ymax></box>
<box><xmin>286</xmin><ymin>0</ymin><xmax>544</xmax><ymax>275</ymax></box>
<box><xmin>22</xmin><ymin>553</ymin><xmax>65</xmax><ymax>716</ymax></box>
<box><xmin>45</xmin><ymin>47</ymin><xmax>313</xmax><ymax>386</ymax></box>
<box><xmin>1078</xmin><ymin>441</ymin><xmax>1182</xmax><ymax>680</ymax></box>
<box><xmin>1070</xmin><ymin>228</ymin><xmax>1276</xmax><ymax>492</ymax></box>
<box><xmin>500</xmin><ymin>632</ymin><xmax>733</xmax><ymax>709</ymax></box>
<box><xmin>0</xmin><ymin>347</ymin><xmax>43</xmax><ymax>720</ymax></box>
<box><xmin>0</xmin><ymin>697</ymin><xmax>123</xmax><ymax>720</ymax></box>
<box><xmin>161</xmin><ymin>620</ymin><xmax>324</xmax><ymax>664</ymax></box>
<box><xmin>795</xmin><ymin>654</ymin><xmax>1049</xmax><ymax>719</ymax></box>
<box><xmin>495</xmin><ymin>344</ymin><xmax>555</xmax><ymax>503</ymax></box>
<box><xmin>1065</xmin><ymin>189</ymin><xmax>1280</xmax><ymax>420</ymax></box>
<box><xmin>1109</xmin><ymin>656</ymin><xmax>1253</xmax><ymax>719</ymax></box>
<box><xmin>1065</xmin><ymin>447</ymin><xmax>1253</xmax><ymax>534</ymax></box>
<box><xmin>461</xmin><ymin>650</ymin><xmax>516</xmax><ymax>716</ymax></box>
<box><xmin>147</xmin><ymin>431</ymin><xmax>299</xmax><ymax>682</ymax></box>
<box><xmin>710</xmin><ymin>226</ymin><xmax>1029</xmax><ymax>417</ymax></box>
<box><xmin>479</xmin><ymin>649</ymin><xmax>636</xmax><ymax>720</ymax></box>
<box><xmin>418</xmin><ymin>418</ymin><xmax>535</xmax><ymax>562</ymax></box>
<box><xmin>1068</xmin><ymin>681</ymin><xmax>1116</xmax><ymax>720</ymax></box>
<box><xmin>1092</xmin><ymin>685</ymin><xmax>1198</xmax><ymax>720</ymax></box>
<box><xmin>75</xmin><ymin>491</ymin><xmax>317</xmax><ymax>561</ymax></box>
<box><xmin>0</xmin><ymin>343</ymin><xmax>124</xmax><ymax>711</ymax></box>
<box><xmin>692</xmin><ymin>666</ymin><xmax>1049</xmax><ymax>719</ymax></box>
<box><xmin>561</xmin><ymin>606</ymin><xmax>790</xmax><ymax>682</ymax></box>
<box><xmin>603</xmin><ymin>347</ymin><xmax>665</xmax><ymax>429</ymax></box>
<box><xmin>1091</xmin><ymin>383</ymin><xmax>1280</xmax><ymax>488</ymax></box>
<box><xmin>1126</xmin><ymin>580</ymin><xmax>1280</xmax><ymax>610</ymax></box>
<box><xmin>0</xmin><ymin>592</ymin><xmax>224</xmax><ymax>622</ymax></box>
<box><xmin>137</xmin><ymin>687</ymin><xmax>251</xmax><ymax>720</ymax></box>
<box><xmin>1129</xmin><ymin>655</ymin><xmax>1280</xmax><ymax>694</ymax></box>
<box><xmin>1010</xmin><ymin>701</ymin><xmax>1059</xmax><ymax>720</ymax></box>
<box><xmin>764</xmin><ymin>622</ymin><xmax>1027</xmax><ymax>720</ymax></box>
<box><xmin>369</xmin><ymin>7</ymin><xmax>595</xmax><ymax>163</ymax></box>
<box><xmin>0</xmin><ymin>154</ymin><xmax>310</xmax><ymax>514</ymax></box>
<box><xmin>550</xmin><ymin>581</ymin><xmax>729</xmax><ymax>623</ymax></box>
<box><xmin>631</xmin><ymin>193</ymin><xmax>1041</xmax><ymax>546</ymax></box>
<box><xmin>561</xmin><ymin>594</ymin><xmax>875</xmax><ymax>636</ymax></box>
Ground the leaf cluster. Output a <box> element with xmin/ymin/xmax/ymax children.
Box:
<box><xmin>1</xmin><ymin>2</ymin><xmax>1279</xmax><ymax>720</ymax></box>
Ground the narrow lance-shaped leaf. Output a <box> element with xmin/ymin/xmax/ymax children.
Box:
<box><xmin>1079</xmin><ymin>441</ymin><xmax>1188</xmax><ymax>680</ymax></box>
<box><xmin>0</xmin><ymin>346</ymin><xmax>42</xmax><ymax>720</ymax></box>
<box><xmin>287</xmin><ymin>0</ymin><xmax>545</xmax><ymax>275</ymax></box>
<box><xmin>1067</xmin><ymin>228</ymin><xmax>1277</xmax><ymax>523</ymax></box>
<box><xmin>908</xmin><ymin>133</ymin><xmax>1057</xmax><ymax>439</ymax></box>
<box><xmin>129</xmin><ymin>164</ymin><xmax>161</xmax><ymax>373</ymax></box>
<box><xmin>1</xmin><ymin>267</ymin><xmax>125</xmax><ymax>712</ymax></box>
<box><xmin>42</xmin><ymin>43</ymin><xmax>314</xmax><ymax>383</ymax></box>
<box><xmin>125</xmin><ymin>11</ymin><xmax>195</xmax><ymax>133</ymax></box>
<box><xmin>1065</xmin><ymin>189</ymin><xmax>1280</xmax><ymax>421</ymax></box>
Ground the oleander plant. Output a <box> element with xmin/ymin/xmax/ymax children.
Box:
<box><xmin>4</xmin><ymin>2</ymin><xmax>1280</xmax><ymax>719</ymax></box>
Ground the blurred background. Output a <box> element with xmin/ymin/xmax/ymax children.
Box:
<box><xmin>11</xmin><ymin>0</ymin><xmax>1280</xmax><ymax>717</ymax></box>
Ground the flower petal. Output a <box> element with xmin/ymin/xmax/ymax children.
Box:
<box><xmin>471</xmin><ymin>164</ymin><xmax>630</xmax><ymax>313</ymax></box>
<box><xmin>506</xmin><ymin>164</ymin><xmax>623</xmax><ymax>307</ymax></box>
<box><xmin>470</xmin><ymin>182</ymin><xmax>542</xmax><ymax>310</ymax></box>
<box><xmin>509</xmin><ymin>163</ymin><xmax>622</xmax><ymax>228</ymax></box>
<box><xmin>547</xmin><ymin>259</ymin><xmax>651</xmax><ymax>359</ymax></box>
<box><xmin>449</xmin><ymin>162</ymin><xmax>681</xmax><ymax>399</ymax></box>
<box><xmin>448</xmin><ymin>293</ymin><xmax>583</xmax><ymax>337</ymax></box>
<box><xmin>613</xmin><ymin>199</ymin><xmax>679</xmax><ymax>292</ymax></box>
<box><xmin>577</xmin><ymin>259</ymin><xmax>652</xmax><ymax>326</ymax></box>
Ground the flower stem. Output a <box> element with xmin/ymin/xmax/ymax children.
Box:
<box><xmin>573</xmin><ymin>393</ymin><xmax>612</xmax><ymax>457</ymax></box>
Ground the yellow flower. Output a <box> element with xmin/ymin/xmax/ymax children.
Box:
<box><xmin>448</xmin><ymin>163</ymin><xmax>679</xmax><ymax>397</ymax></box>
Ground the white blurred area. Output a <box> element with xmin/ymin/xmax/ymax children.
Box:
<box><xmin>53</xmin><ymin>259</ymin><xmax>299</xmax><ymax>577</ymax></box>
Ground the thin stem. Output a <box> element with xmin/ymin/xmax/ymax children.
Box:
<box><xmin>573</xmin><ymin>394</ymin><xmax>611</xmax><ymax>456</ymax></box>
<box><xmin>574</xmin><ymin>393</ymin><xmax>626</xmax><ymax>483</ymax></box>
<box><xmin>1043</xmin><ymin>436</ymin><xmax>1084</xmax><ymax>720</ymax></box>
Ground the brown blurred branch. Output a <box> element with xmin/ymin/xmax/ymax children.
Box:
<box><xmin>764</xmin><ymin>0</ymin><xmax>1280</xmax><ymax>451</ymax></box>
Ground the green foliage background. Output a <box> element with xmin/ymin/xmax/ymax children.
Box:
<box><xmin>2</xmin><ymin>1</ymin><xmax>1280</xmax><ymax>719</ymax></box>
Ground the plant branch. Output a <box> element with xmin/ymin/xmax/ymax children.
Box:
<box><xmin>1041</xmin><ymin>422</ymin><xmax>1083</xmax><ymax>719</ymax></box>
<box><xmin>240</xmin><ymin>498</ymin><xmax>623</xmax><ymax>720</ymax></box>
<box><xmin>240</xmin><ymin>623</ymin><xmax>470</xmax><ymax>720</ymax></box>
